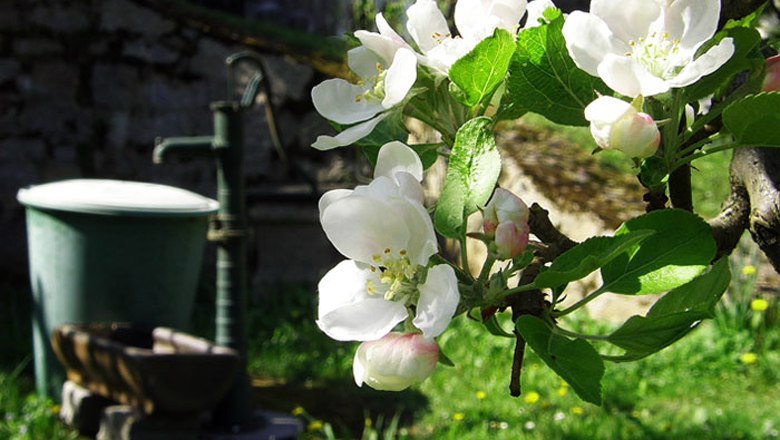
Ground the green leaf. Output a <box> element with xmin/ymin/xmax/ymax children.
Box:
<box><xmin>722</xmin><ymin>93</ymin><xmax>780</xmax><ymax>147</ymax></box>
<box><xmin>450</xmin><ymin>29</ymin><xmax>516</xmax><ymax>108</ymax></box>
<box><xmin>438</xmin><ymin>349</ymin><xmax>455</xmax><ymax>367</ymax></box>
<box><xmin>647</xmin><ymin>257</ymin><xmax>731</xmax><ymax>318</ymax></box>
<box><xmin>600</xmin><ymin>209</ymin><xmax>716</xmax><ymax>295</ymax></box>
<box><xmin>723</xmin><ymin>2</ymin><xmax>767</xmax><ymax>29</ymax></box>
<box><xmin>516</xmin><ymin>316</ymin><xmax>604</xmax><ymax>405</ymax></box>
<box><xmin>606</xmin><ymin>259</ymin><xmax>730</xmax><ymax>362</ymax></box>
<box><xmin>506</xmin><ymin>9</ymin><xmax>610</xmax><ymax>126</ymax></box>
<box><xmin>434</xmin><ymin>117</ymin><xmax>501</xmax><ymax>238</ymax></box>
<box><xmin>606</xmin><ymin>311</ymin><xmax>711</xmax><ymax>361</ymax></box>
<box><xmin>484</xmin><ymin>314</ymin><xmax>514</xmax><ymax>338</ymax></box>
<box><xmin>533</xmin><ymin>230</ymin><xmax>655</xmax><ymax>290</ymax></box>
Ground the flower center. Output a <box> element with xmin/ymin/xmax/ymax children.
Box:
<box><xmin>355</xmin><ymin>63</ymin><xmax>387</xmax><ymax>103</ymax></box>
<box><xmin>366</xmin><ymin>248</ymin><xmax>419</xmax><ymax>302</ymax></box>
<box><xmin>627</xmin><ymin>32</ymin><xmax>682</xmax><ymax>79</ymax></box>
<box><xmin>431</xmin><ymin>31</ymin><xmax>453</xmax><ymax>45</ymax></box>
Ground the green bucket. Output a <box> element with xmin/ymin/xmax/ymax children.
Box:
<box><xmin>17</xmin><ymin>179</ymin><xmax>219</xmax><ymax>398</ymax></box>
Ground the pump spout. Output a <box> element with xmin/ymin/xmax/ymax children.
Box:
<box><xmin>153</xmin><ymin>136</ymin><xmax>215</xmax><ymax>164</ymax></box>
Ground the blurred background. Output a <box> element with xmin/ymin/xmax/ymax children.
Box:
<box><xmin>1</xmin><ymin>1</ymin><xmax>778</xmax><ymax>439</ymax></box>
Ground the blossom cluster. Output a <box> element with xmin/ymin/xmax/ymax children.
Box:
<box><xmin>316</xmin><ymin>141</ymin><xmax>459</xmax><ymax>390</ymax></box>
<box><xmin>307</xmin><ymin>0</ymin><xmax>764</xmax><ymax>395</ymax></box>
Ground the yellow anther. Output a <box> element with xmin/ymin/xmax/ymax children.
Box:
<box><xmin>399</xmin><ymin>249</ymin><xmax>407</xmax><ymax>256</ymax></box>
<box><xmin>384</xmin><ymin>248</ymin><xmax>391</xmax><ymax>254</ymax></box>
<box><xmin>355</xmin><ymin>95</ymin><xmax>362</xmax><ymax>102</ymax></box>
<box><xmin>372</xmin><ymin>254</ymin><xmax>381</xmax><ymax>263</ymax></box>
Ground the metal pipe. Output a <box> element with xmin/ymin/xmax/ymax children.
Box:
<box><xmin>209</xmin><ymin>101</ymin><xmax>252</xmax><ymax>427</ymax></box>
<box><xmin>152</xmin><ymin>136</ymin><xmax>215</xmax><ymax>164</ymax></box>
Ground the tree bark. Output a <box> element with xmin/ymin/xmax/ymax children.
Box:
<box><xmin>710</xmin><ymin>147</ymin><xmax>780</xmax><ymax>272</ymax></box>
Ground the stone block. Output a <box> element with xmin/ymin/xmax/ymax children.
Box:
<box><xmin>0</xmin><ymin>59</ymin><xmax>21</xmax><ymax>84</ymax></box>
<box><xmin>97</xmin><ymin>405</ymin><xmax>202</xmax><ymax>440</ymax></box>
<box><xmin>92</xmin><ymin>63</ymin><xmax>140</xmax><ymax>108</ymax></box>
<box><xmin>60</xmin><ymin>380</ymin><xmax>116</xmax><ymax>437</ymax></box>
<box><xmin>13</xmin><ymin>38</ymin><xmax>63</xmax><ymax>57</ymax></box>
<box><xmin>29</xmin><ymin>4</ymin><xmax>91</xmax><ymax>33</ymax></box>
<box><xmin>30</xmin><ymin>61</ymin><xmax>79</xmax><ymax>98</ymax></box>
<box><xmin>123</xmin><ymin>41</ymin><xmax>179</xmax><ymax>65</ymax></box>
<box><xmin>100</xmin><ymin>0</ymin><xmax>175</xmax><ymax>38</ymax></box>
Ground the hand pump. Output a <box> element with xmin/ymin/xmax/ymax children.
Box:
<box><xmin>152</xmin><ymin>51</ymin><xmax>272</xmax><ymax>430</ymax></box>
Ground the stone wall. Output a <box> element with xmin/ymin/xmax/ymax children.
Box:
<box><xmin>0</xmin><ymin>0</ymin><xmax>346</xmax><ymax>292</ymax></box>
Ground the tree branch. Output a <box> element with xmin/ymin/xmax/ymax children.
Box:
<box><xmin>709</xmin><ymin>147</ymin><xmax>780</xmax><ymax>273</ymax></box>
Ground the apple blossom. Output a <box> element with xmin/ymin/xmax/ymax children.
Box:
<box><xmin>585</xmin><ymin>96</ymin><xmax>660</xmax><ymax>158</ymax></box>
<box><xmin>317</xmin><ymin>142</ymin><xmax>459</xmax><ymax>342</ymax></box>
<box><xmin>763</xmin><ymin>54</ymin><xmax>780</xmax><ymax>92</ymax></box>
<box><xmin>483</xmin><ymin>188</ymin><xmax>530</xmax><ymax>259</ymax></box>
<box><xmin>353</xmin><ymin>332</ymin><xmax>439</xmax><ymax>391</ymax></box>
<box><xmin>310</xmin><ymin>46</ymin><xmax>417</xmax><ymax>150</ymax></box>
<box><xmin>562</xmin><ymin>0</ymin><xmax>734</xmax><ymax>98</ymax></box>
<box><xmin>405</xmin><ymin>0</ymin><xmax>529</xmax><ymax>75</ymax></box>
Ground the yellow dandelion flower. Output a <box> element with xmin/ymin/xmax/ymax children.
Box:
<box><xmin>308</xmin><ymin>421</ymin><xmax>323</xmax><ymax>431</ymax></box>
<box><xmin>557</xmin><ymin>386</ymin><xmax>568</xmax><ymax>397</ymax></box>
<box><xmin>571</xmin><ymin>406</ymin><xmax>584</xmax><ymax>416</ymax></box>
<box><xmin>742</xmin><ymin>265</ymin><xmax>757</xmax><ymax>276</ymax></box>
<box><xmin>739</xmin><ymin>352</ymin><xmax>758</xmax><ymax>365</ymax></box>
<box><xmin>524</xmin><ymin>391</ymin><xmax>540</xmax><ymax>404</ymax></box>
<box><xmin>291</xmin><ymin>406</ymin><xmax>305</xmax><ymax>416</ymax></box>
<box><xmin>476</xmin><ymin>391</ymin><xmax>487</xmax><ymax>400</ymax></box>
<box><xmin>751</xmin><ymin>298</ymin><xmax>769</xmax><ymax>312</ymax></box>
<box><xmin>453</xmin><ymin>412</ymin><xmax>465</xmax><ymax>421</ymax></box>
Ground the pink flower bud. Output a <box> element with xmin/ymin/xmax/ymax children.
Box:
<box><xmin>494</xmin><ymin>221</ymin><xmax>530</xmax><ymax>260</ymax></box>
<box><xmin>763</xmin><ymin>55</ymin><xmax>780</xmax><ymax>92</ymax></box>
<box><xmin>353</xmin><ymin>332</ymin><xmax>439</xmax><ymax>391</ymax></box>
<box><xmin>585</xmin><ymin>96</ymin><xmax>661</xmax><ymax>159</ymax></box>
<box><xmin>483</xmin><ymin>188</ymin><xmax>529</xmax><ymax>237</ymax></box>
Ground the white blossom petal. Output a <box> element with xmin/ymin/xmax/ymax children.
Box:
<box><xmin>355</xmin><ymin>30</ymin><xmax>401</xmax><ymax>66</ymax></box>
<box><xmin>387</xmin><ymin>198</ymin><xmax>437</xmax><ymax>266</ymax></box>
<box><xmin>348</xmin><ymin>46</ymin><xmax>386</xmax><ymax>79</ymax></box>
<box><xmin>353</xmin><ymin>333</ymin><xmax>439</xmax><ymax>390</ymax></box>
<box><xmin>317</xmin><ymin>262</ymin><xmax>408</xmax><ymax>342</ymax></box>
<box><xmin>665</xmin><ymin>0</ymin><xmax>721</xmax><ymax>51</ymax></box>
<box><xmin>317</xmin><ymin>260</ymin><xmax>372</xmax><ymax>318</ymax></box>
<box><xmin>321</xmin><ymin>193</ymin><xmax>411</xmax><ymax>264</ymax></box>
<box><xmin>318</xmin><ymin>189</ymin><xmax>352</xmax><ymax>222</ymax></box>
<box><xmin>597</xmin><ymin>53</ymin><xmax>669</xmax><ymax>98</ymax></box>
<box><xmin>413</xmin><ymin>265</ymin><xmax>459</xmax><ymax>338</ymax></box>
<box><xmin>311</xmin><ymin>78</ymin><xmax>382</xmax><ymax>125</ymax></box>
<box><xmin>382</xmin><ymin>48</ymin><xmax>417</xmax><ymax>109</ymax></box>
<box><xmin>525</xmin><ymin>0</ymin><xmax>556</xmax><ymax>28</ymax></box>
<box><xmin>562</xmin><ymin>11</ymin><xmax>627</xmax><ymax>77</ymax></box>
<box><xmin>374</xmin><ymin>141</ymin><xmax>424</xmax><ymax>182</ymax></box>
<box><xmin>667</xmin><ymin>38</ymin><xmax>735</xmax><ymax>89</ymax></box>
<box><xmin>406</xmin><ymin>0</ymin><xmax>451</xmax><ymax>53</ymax></box>
<box><xmin>311</xmin><ymin>113</ymin><xmax>388</xmax><ymax>151</ymax></box>
<box><xmin>318</xmin><ymin>298</ymin><xmax>409</xmax><ymax>341</ymax></box>
<box><xmin>590</xmin><ymin>0</ymin><xmax>659</xmax><ymax>43</ymax></box>
<box><xmin>395</xmin><ymin>172</ymin><xmax>426</xmax><ymax>205</ymax></box>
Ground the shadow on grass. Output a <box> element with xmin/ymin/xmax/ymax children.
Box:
<box><xmin>252</xmin><ymin>377</ymin><xmax>428</xmax><ymax>435</ymax></box>
<box><xmin>239</xmin><ymin>281</ymin><xmax>430</xmax><ymax>435</ymax></box>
